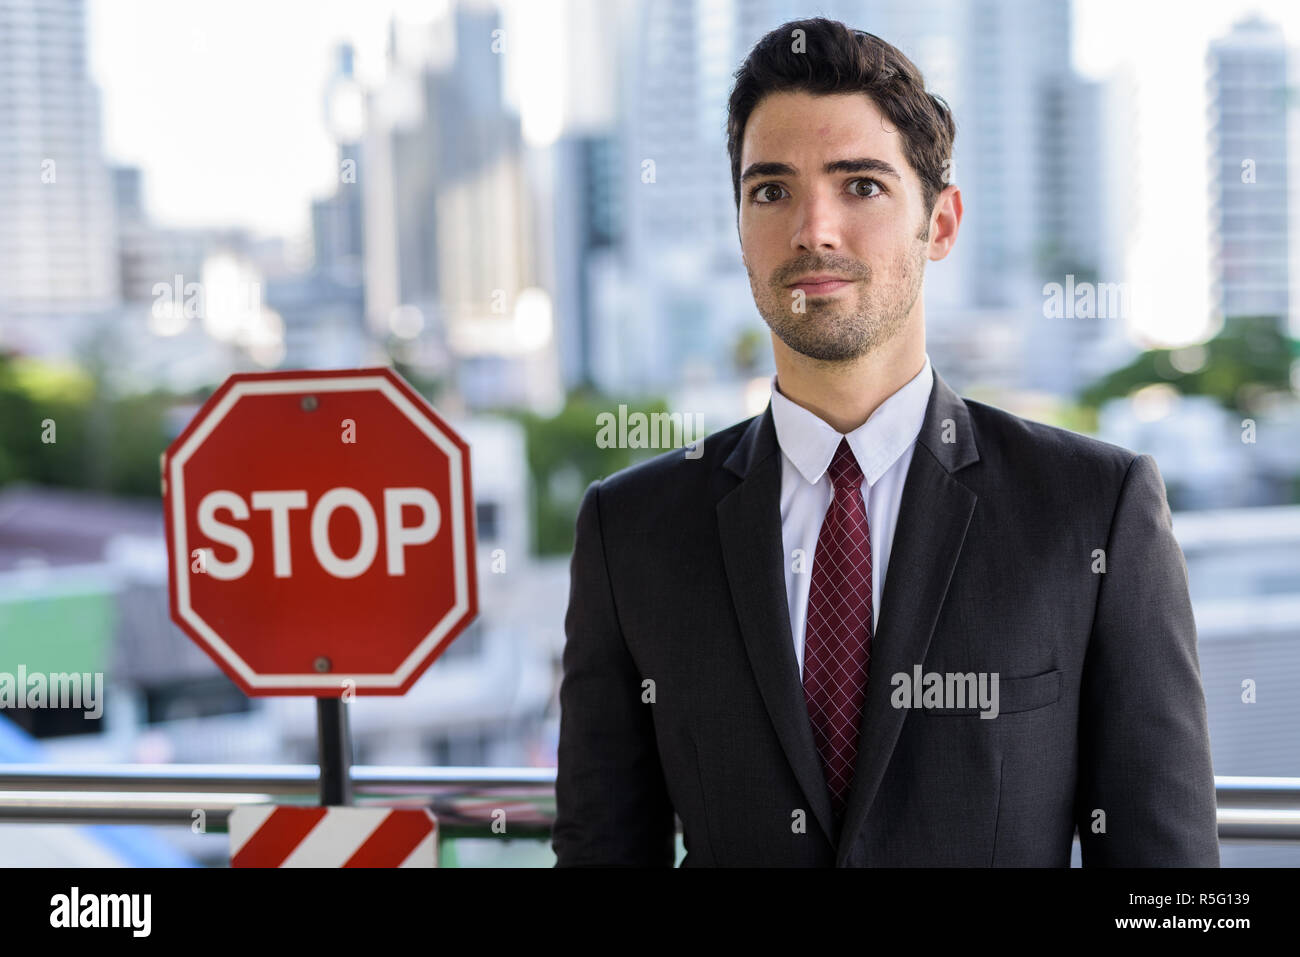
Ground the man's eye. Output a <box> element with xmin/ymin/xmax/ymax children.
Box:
<box><xmin>849</xmin><ymin>178</ymin><xmax>884</xmax><ymax>198</ymax></box>
<box><xmin>751</xmin><ymin>183</ymin><xmax>786</xmax><ymax>203</ymax></box>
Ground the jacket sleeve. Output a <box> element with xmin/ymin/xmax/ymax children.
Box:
<box><xmin>1075</xmin><ymin>453</ymin><xmax>1220</xmax><ymax>866</ymax></box>
<box><xmin>551</xmin><ymin>479</ymin><xmax>677</xmax><ymax>866</ymax></box>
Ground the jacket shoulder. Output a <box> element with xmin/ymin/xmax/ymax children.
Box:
<box><xmin>960</xmin><ymin>395</ymin><xmax>1143</xmax><ymax>487</ymax></box>
<box><xmin>596</xmin><ymin>412</ymin><xmax>756</xmax><ymax>497</ymax></box>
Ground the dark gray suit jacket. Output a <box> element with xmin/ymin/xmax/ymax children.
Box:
<box><xmin>552</xmin><ymin>368</ymin><xmax>1220</xmax><ymax>866</ymax></box>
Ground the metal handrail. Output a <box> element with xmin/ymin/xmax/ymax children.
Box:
<box><xmin>0</xmin><ymin>765</ymin><xmax>556</xmax><ymax>838</ymax></box>
<box><xmin>1</xmin><ymin>766</ymin><xmax>1298</xmax><ymax>841</ymax></box>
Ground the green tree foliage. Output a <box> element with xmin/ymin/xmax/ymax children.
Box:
<box><xmin>1079</xmin><ymin>315</ymin><xmax>1297</xmax><ymax>415</ymax></box>
<box><xmin>0</xmin><ymin>352</ymin><xmax>172</xmax><ymax>499</ymax></box>
<box><xmin>732</xmin><ymin>327</ymin><xmax>766</xmax><ymax>376</ymax></box>
<box><xmin>506</xmin><ymin>389</ymin><xmax>702</xmax><ymax>556</ymax></box>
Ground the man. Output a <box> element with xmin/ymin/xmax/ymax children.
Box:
<box><xmin>552</xmin><ymin>18</ymin><xmax>1219</xmax><ymax>867</ymax></box>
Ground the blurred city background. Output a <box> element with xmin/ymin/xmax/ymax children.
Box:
<box><xmin>1</xmin><ymin>0</ymin><xmax>1298</xmax><ymax>866</ymax></box>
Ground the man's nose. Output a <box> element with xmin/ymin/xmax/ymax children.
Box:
<box><xmin>791</xmin><ymin>189</ymin><xmax>842</xmax><ymax>252</ymax></box>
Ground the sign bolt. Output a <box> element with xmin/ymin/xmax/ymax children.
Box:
<box><xmin>314</xmin><ymin>656</ymin><xmax>331</xmax><ymax>673</ymax></box>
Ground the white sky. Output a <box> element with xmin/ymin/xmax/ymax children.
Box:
<box><xmin>88</xmin><ymin>0</ymin><xmax>1300</xmax><ymax>346</ymax></box>
<box><xmin>86</xmin><ymin>0</ymin><xmax>557</xmax><ymax>240</ymax></box>
<box><xmin>90</xmin><ymin>0</ymin><xmax>412</xmax><ymax>238</ymax></box>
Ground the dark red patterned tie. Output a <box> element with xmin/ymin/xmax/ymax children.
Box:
<box><xmin>803</xmin><ymin>437</ymin><xmax>873</xmax><ymax>833</ymax></box>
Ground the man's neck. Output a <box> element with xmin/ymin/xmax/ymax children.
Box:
<box><xmin>772</xmin><ymin>329</ymin><xmax>926</xmax><ymax>435</ymax></box>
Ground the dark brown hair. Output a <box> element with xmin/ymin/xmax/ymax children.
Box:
<box><xmin>726</xmin><ymin>18</ymin><xmax>956</xmax><ymax>219</ymax></box>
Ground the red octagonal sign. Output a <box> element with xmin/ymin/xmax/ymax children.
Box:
<box><xmin>162</xmin><ymin>368</ymin><xmax>479</xmax><ymax>696</ymax></box>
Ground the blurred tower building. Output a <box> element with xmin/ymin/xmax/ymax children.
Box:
<box><xmin>362</xmin><ymin>0</ymin><xmax>559</xmax><ymax>411</ymax></box>
<box><xmin>615</xmin><ymin>0</ymin><xmax>744</xmax><ymax>393</ymax></box>
<box><xmin>110</xmin><ymin>164</ymin><xmax>211</xmax><ymax>306</ymax></box>
<box><xmin>539</xmin><ymin>0</ymin><xmax>631</xmax><ymax>393</ymax></box>
<box><xmin>550</xmin><ymin>131</ymin><xmax>622</xmax><ymax>391</ymax></box>
<box><xmin>266</xmin><ymin>41</ymin><xmax>369</xmax><ymax>371</ymax></box>
<box><xmin>313</xmin><ymin>43</ymin><xmax>366</xmax><ymax>286</ymax></box>
<box><xmin>0</xmin><ymin>0</ymin><xmax>119</xmax><ymax>351</ymax></box>
<box><xmin>1206</xmin><ymin>14</ymin><xmax>1291</xmax><ymax>334</ymax></box>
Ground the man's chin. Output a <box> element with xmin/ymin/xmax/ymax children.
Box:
<box><xmin>771</xmin><ymin>330</ymin><xmax>869</xmax><ymax>363</ymax></box>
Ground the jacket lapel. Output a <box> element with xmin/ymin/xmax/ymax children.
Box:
<box><xmin>716</xmin><ymin>405</ymin><xmax>837</xmax><ymax>846</ymax></box>
<box><xmin>834</xmin><ymin>369</ymin><xmax>980</xmax><ymax>864</ymax></box>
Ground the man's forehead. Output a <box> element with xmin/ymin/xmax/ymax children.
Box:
<box><xmin>742</xmin><ymin>92</ymin><xmax>901</xmax><ymax>166</ymax></box>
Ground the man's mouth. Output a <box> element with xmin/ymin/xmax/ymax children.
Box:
<box><xmin>788</xmin><ymin>278</ymin><xmax>855</xmax><ymax>295</ymax></box>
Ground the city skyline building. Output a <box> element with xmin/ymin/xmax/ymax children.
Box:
<box><xmin>0</xmin><ymin>0</ymin><xmax>119</xmax><ymax>354</ymax></box>
<box><xmin>1206</xmin><ymin>13</ymin><xmax>1292</xmax><ymax>335</ymax></box>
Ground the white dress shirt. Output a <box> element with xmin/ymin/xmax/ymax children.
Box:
<box><xmin>769</xmin><ymin>353</ymin><xmax>934</xmax><ymax>678</ymax></box>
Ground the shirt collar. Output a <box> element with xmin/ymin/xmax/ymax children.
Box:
<box><xmin>769</xmin><ymin>353</ymin><xmax>934</xmax><ymax>488</ymax></box>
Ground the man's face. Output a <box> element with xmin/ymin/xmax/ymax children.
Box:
<box><xmin>738</xmin><ymin>90</ymin><xmax>934</xmax><ymax>362</ymax></box>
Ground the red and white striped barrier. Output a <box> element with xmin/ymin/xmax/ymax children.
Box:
<box><xmin>229</xmin><ymin>806</ymin><xmax>438</xmax><ymax>868</ymax></box>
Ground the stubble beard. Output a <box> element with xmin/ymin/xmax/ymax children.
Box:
<box><xmin>749</xmin><ymin>229</ymin><xmax>929</xmax><ymax>364</ymax></box>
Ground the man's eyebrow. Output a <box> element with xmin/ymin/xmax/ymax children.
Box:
<box><xmin>739</xmin><ymin>157</ymin><xmax>903</xmax><ymax>183</ymax></box>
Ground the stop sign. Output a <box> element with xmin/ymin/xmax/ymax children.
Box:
<box><xmin>161</xmin><ymin>368</ymin><xmax>479</xmax><ymax>696</ymax></box>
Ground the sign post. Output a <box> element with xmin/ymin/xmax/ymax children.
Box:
<box><xmin>317</xmin><ymin>698</ymin><xmax>353</xmax><ymax>806</ymax></box>
<box><xmin>162</xmin><ymin>367</ymin><xmax>478</xmax><ymax>833</ymax></box>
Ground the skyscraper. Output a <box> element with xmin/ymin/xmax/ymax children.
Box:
<box><xmin>362</xmin><ymin>0</ymin><xmax>558</xmax><ymax>410</ymax></box>
<box><xmin>0</xmin><ymin>0</ymin><xmax>118</xmax><ymax>348</ymax></box>
<box><xmin>1206</xmin><ymin>14</ymin><xmax>1291</xmax><ymax>333</ymax></box>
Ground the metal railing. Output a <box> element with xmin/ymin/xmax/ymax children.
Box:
<box><xmin>1</xmin><ymin>766</ymin><xmax>1298</xmax><ymax>842</ymax></box>
<box><xmin>0</xmin><ymin>765</ymin><xmax>556</xmax><ymax>839</ymax></box>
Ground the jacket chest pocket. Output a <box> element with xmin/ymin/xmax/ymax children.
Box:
<box><xmin>911</xmin><ymin>668</ymin><xmax>1062</xmax><ymax>717</ymax></box>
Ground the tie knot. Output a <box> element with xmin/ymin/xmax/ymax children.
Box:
<box><xmin>827</xmin><ymin>437</ymin><xmax>864</xmax><ymax>490</ymax></box>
